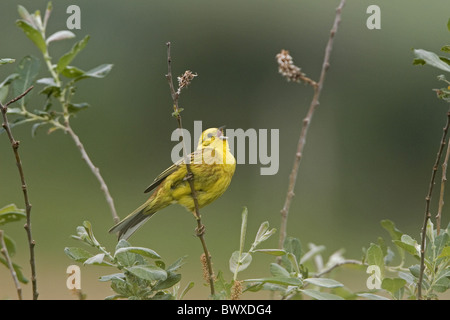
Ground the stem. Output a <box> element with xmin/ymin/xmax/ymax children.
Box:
<box><xmin>0</xmin><ymin>230</ymin><xmax>22</xmax><ymax>300</ymax></box>
<box><xmin>165</xmin><ymin>42</ymin><xmax>215</xmax><ymax>296</ymax></box>
<box><xmin>418</xmin><ymin>108</ymin><xmax>450</xmax><ymax>299</ymax></box>
<box><xmin>278</xmin><ymin>0</ymin><xmax>346</xmax><ymax>251</ymax></box>
<box><xmin>436</xmin><ymin>136</ymin><xmax>450</xmax><ymax>235</ymax></box>
<box><xmin>1</xmin><ymin>86</ymin><xmax>38</xmax><ymax>300</ymax></box>
<box><xmin>41</xmin><ymin>44</ymin><xmax>119</xmax><ymax>224</ymax></box>
<box><xmin>63</xmin><ymin>122</ymin><xmax>120</xmax><ymax>224</ymax></box>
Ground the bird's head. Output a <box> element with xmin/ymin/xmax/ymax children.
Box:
<box><xmin>197</xmin><ymin>126</ymin><xmax>228</xmax><ymax>149</ymax></box>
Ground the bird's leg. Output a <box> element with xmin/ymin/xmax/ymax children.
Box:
<box><xmin>195</xmin><ymin>223</ymin><xmax>206</xmax><ymax>237</ymax></box>
<box><xmin>183</xmin><ymin>171</ymin><xmax>194</xmax><ymax>181</ymax></box>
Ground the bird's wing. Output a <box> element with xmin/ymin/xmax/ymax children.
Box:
<box><xmin>143</xmin><ymin>149</ymin><xmax>209</xmax><ymax>193</ymax></box>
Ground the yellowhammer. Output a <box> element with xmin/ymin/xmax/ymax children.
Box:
<box><xmin>109</xmin><ymin>127</ymin><xmax>236</xmax><ymax>240</ymax></box>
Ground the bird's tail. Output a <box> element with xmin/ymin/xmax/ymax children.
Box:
<box><xmin>109</xmin><ymin>202</ymin><xmax>157</xmax><ymax>240</ymax></box>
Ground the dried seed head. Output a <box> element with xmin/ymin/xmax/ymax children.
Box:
<box><xmin>177</xmin><ymin>70</ymin><xmax>197</xmax><ymax>94</ymax></box>
<box><xmin>231</xmin><ymin>280</ymin><xmax>243</xmax><ymax>300</ymax></box>
<box><xmin>200</xmin><ymin>253</ymin><xmax>215</xmax><ymax>284</ymax></box>
<box><xmin>276</xmin><ymin>49</ymin><xmax>309</xmax><ymax>84</ymax></box>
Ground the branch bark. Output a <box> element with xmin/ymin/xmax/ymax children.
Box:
<box><xmin>418</xmin><ymin>107</ymin><xmax>450</xmax><ymax>299</ymax></box>
<box><xmin>0</xmin><ymin>230</ymin><xmax>22</xmax><ymax>300</ymax></box>
<box><xmin>1</xmin><ymin>86</ymin><xmax>38</xmax><ymax>300</ymax></box>
<box><xmin>63</xmin><ymin>123</ymin><xmax>120</xmax><ymax>224</ymax></box>
<box><xmin>165</xmin><ymin>42</ymin><xmax>215</xmax><ymax>296</ymax></box>
<box><xmin>278</xmin><ymin>0</ymin><xmax>346</xmax><ymax>251</ymax></box>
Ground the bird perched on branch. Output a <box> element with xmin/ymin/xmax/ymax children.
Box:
<box><xmin>109</xmin><ymin>127</ymin><xmax>236</xmax><ymax>240</ymax></box>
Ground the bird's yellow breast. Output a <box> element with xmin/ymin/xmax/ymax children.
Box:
<box><xmin>150</xmin><ymin>144</ymin><xmax>236</xmax><ymax>213</ymax></box>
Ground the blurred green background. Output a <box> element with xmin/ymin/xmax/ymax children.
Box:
<box><xmin>1</xmin><ymin>0</ymin><xmax>449</xmax><ymax>299</ymax></box>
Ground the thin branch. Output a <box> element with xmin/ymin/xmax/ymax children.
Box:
<box><xmin>418</xmin><ymin>107</ymin><xmax>450</xmax><ymax>299</ymax></box>
<box><xmin>165</xmin><ymin>42</ymin><xmax>215</xmax><ymax>296</ymax></box>
<box><xmin>0</xmin><ymin>230</ymin><xmax>22</xmax><ymax>300</ymax></box>
<box><xmin>63</xmin><ymin>123</ymin><xmax>120</xmax><ymax>224</ymax></box>
<box><xmin>436</xmin><ymin>136</ymin><xmax>450</xmax><ymax>235</ymax></box>
<box><xmin>278</xmin><ymin>0</ymin><xmax>346</xmax><ymax>252</ymax></box>
<box><xmin>0</xmin><ymin>86</ymin><xmax>38</xmax><ymax>300</ymax></box>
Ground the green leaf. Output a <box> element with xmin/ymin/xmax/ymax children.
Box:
<box><xmin>16</xmin><ymin>20</ymin><xmax>46</xmax><ymax>54</ymax></box>
<box><xmin>304</xmin><ymin>277</ymin><xmax>344</xmax><ymax>288</ymax></box>
<box><xmin>229</xmin><ymin>251</ymin><xmax>252</xmax><ymax>273</ymax></box>
<box><xmin>166</xmin><ymin>256</ymin><xmax>187</xmax><ymax>273</ymax></box>
<box><xmin>245</xmin><ymin>277</ymin><xmax>302</xmax><ymax>287</ymax></box>
<box><xmin>0</xmin><ymin>118</ymin><xmax>33</xmax><ymax>135</ymax></box>
<box><xmin>114</xmin><ymin>246</ymin><xmax>161</xmax><ymax>260</ymax></box>
<box><xmin>61</xmin><ymin>66</ymin><xmax>85</xmax><ymax>78</ymax></box>
<box><xmin>126</xmin><ymin>265</ymin><xmax>167</xmax><ymax>281</ymax></box>
<box><xmin>413</xmin><ymin>49</ymin><xmax>450</xmax><ymax>72</ymax></box>
<box><xmin>179</xmin><ymin>281</ymin><xmax>194</xmax><ymax>300</ymax></box>
<box><xmin>0</xmin><ymin>58</ymin><xmax>15</xmax><ymax>65</ymax></box>
<box><xmin>67</xmin><ymin>102</ymin><xmax>90</xmax><ymax>114</ymax></box>
<box><xmin>56</xmin><ymin>35</ymin><xmax>90</xmax><ymax>74</ymax></box>
<box><xmin>432</xmin><ymin>272</ymin><xmax>450</xmax><ymax>292</ymax></box>
<box><xmin>239</xmin><ymin>207</ymin><xmax>248</xmax><ymax>256</ymax></box>
<box><xmin>438</xmin><ymin>246</ymin><xmax>450</xmax><ymax>259</ymax></box>
<box><xmin>213</xmin><ymin>271</ymin><xmax>233</xmax><ymax>300</ymax></box>
<box><xmin>381</xmin><ymin>278</ymin><xmax>406</xmax><ymax>295</ymax></box>
<box><xmin>366</xmin><ymin>244</ymin><xmax>384</xmax><ymax>277</ymax></box>
<box><xmin>300</xmin><ymin>243</ymin><xmax>325</xmax><ymax>264</ymax></box>
<box><xmin>269</xmin><ymin>263</ymin><xmax>290</xmax><ymax>278</ymax></box>
<box><xmin>153</xmin><ymin>273</ymin><xmax>182</xmax><ymax>291</ymax></box>
<box><xmin>82</xmin><ymin>220</ymin><xmax>100</xmax><ymax>247</ymax></box>
<box><xmin>64</xmin><ymin>247</ymin><xmax>93</xmax><ymax>263</ymax></box>
<box><xmin>301</xmin><ymin>289</ymin><xmax>344</xmax><ymax>300</ymax></box>
<box><xmin>0</xmin><ymin>257</ymin><xmax>29</xmax><ymax>284</ymax></box>
<box><xmin>36</xmin><ymin>77</ymin><xmax>57</xmax><ymax>87</ymax></box>
<box><xmin>75</xmin><ymin>64</ymin><xmax>113</xmax><ymax>81</ymax></box>
<box><xmin>17</xmin><ymin>5</ymin><xmax>35</xmax><ymax>26</ymax></box>
<box><xmin>357</xmin><ymin>293</ymin><xmax>390</xmax><ymax>300</ymax></box>
<box><xmin>13</xmin><ymin>56</ymin><xmax>40</xmax><ymax>106</ymax></box>
<box><xmin>99</xmin><ymin>273</ymin><xmax>125</xmax><ymax>282</ymax></box>
<box><xmin>381</xmin><ymin>219</ymin><xmax>403</xmax><ymax>241</ymax></box>
<box><xmin>43</xmin><ymin>2</ymin><xmax>52</xmax><ymax>30</ymax></box>
<box><xmin>46</xmin><ymin>30</ymin><xmax>76</xmax><ymax>45</ymax></box>
<box><xmin>114</xmin><ymin>239</ymin><xmax>139</xmax><ymax>267</ymax></box>
<box><xmin>253</xmin><ymin>249</ymin><xmax>286</xmax><ymax>256</ymax></box>
<box><xmin>84</xmin><ymin>253</ymin><xmax>113</xmax><ymax>266</ymax></box>
<box><xmin>282</xmin><ymin>237</ymin><xmax>302</xmax><ymax>272</ymax></box>
<box><xmin>0</xmin><ymin>233</ymin><xmax>17</xmax><ymax>257</ymax></box>
<box><xmin>393</xmin><ymin>235</ymin><xmax>420</xmax><ymax>257</ymax></box>
<box><xmin>254</xmin><ymin>221</ymin><xmax>276</xmax><ymax>245</ymax></box>
<box><xmin>0</xmin><ymin>204</ymin><xmax>26</xmax><ymax>226</ymax></box>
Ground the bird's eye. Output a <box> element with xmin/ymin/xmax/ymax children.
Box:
<box><xmin>207</xmin><ymin>133</ymin><xmax>213</xmax><ymax>138</ymax></box>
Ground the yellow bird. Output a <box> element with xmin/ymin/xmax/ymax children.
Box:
<box><xmin>109</xmin><ymin>127</ymin><xmax>236</xmax><ymax>240</ymax></box>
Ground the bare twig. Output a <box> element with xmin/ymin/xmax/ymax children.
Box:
<box><xmin>418</xmin><ymin>108</ymin><xmax>450</xmax><ymax>299</ymax></box>
<box><xmin>436</xmin><ymin>136</ymin><xmax>450</xmax><ymax>235</ymax></box>
<box><xmin>278</xmin><ymin>0</ymin><xmax>346</xmax><ymax>252</ymax></box>
<box><xmin>1</xmin><ymin>86</ymin><xmax>38</xmax><ymax>300</ymax></box>
<box><xmin>165</xmin><ymin>42</ymin><xmax>215</xmax><ymax>296</ymax></box>
<box><xmin>0</xmin><ymin>230</ymin><xmax>22</xmax><ymax>300</ymax></box>
<box><xmin>63</xmin><ymin>123</ymin><xmax>120</xmax><ymax>224</ymax></box>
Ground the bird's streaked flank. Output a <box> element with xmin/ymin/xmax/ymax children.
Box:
<box><xmin>109</xmin><ymin>127</ymin><xmax>236</xmax><ymax>240</ymax></box>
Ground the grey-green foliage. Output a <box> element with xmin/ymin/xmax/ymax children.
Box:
<box><xmin>0</xmin><ymin>204</ymin><xmax>29</xmax><ymax>284</ymax></box>
<box><xmin>412</xmin><ymin>18</ymin><xmax>450</xmax><ymax>102</ymax></box>
<box><xmin>0</xmin><ymin>2</ymin><xmax>113</xmax><ymax>136</ymax></box>
<box><xmin>65</xmin><ymin>221</ymin><xmax>191</xmax><ymax>300</ymax></box>
<box><xmin>216</xmin><ymin>208</ymin><xmax>365</xmax><ymax>300</ymax></box>
<box><xmin>364</xmin><ymin>220</ymin><xmax>450</xmax><ymax>300</ymax></box>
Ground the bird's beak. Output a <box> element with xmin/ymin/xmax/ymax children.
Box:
<box><xmin>218</xmin><ymin>126</ymin><xmax>227</xmax><ymax>140</ymax></box>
